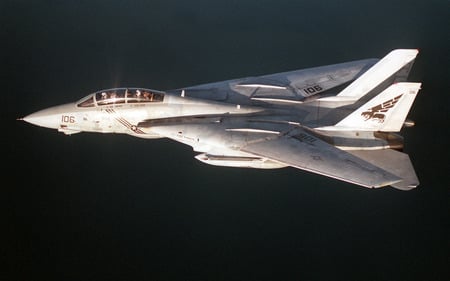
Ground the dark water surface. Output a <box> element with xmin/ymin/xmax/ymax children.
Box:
<box><xmin>3</xmin><ymin>1</ymin><xmax>450</xmax><ymax>280</ymax></box>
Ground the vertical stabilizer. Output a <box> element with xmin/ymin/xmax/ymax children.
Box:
<box><xmin>336</xmin><ymin>49</ymin><xmax>418</xmax><ymax>100</ymax></box>
<box><xmin>332</xmin><ymin>82</ymin><xmax>421</xmax><ymax>131</ymax></box>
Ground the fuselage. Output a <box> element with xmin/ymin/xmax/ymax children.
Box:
<box><xmin>23</xmin><ymin>87</ymin><xmax>264</xmax><ymax>138</ymax></box>
<box><xmin>21</xmin><ymin>50</ymin><xmax>420</xmax><ymax>189</ymax></box>
<box><xmin>23</xmin><ymin>86</ymin><xmax>404</xmax><ymax>153</ymax></box>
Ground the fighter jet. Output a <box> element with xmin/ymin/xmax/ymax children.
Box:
<box><xmin>22</xmin><ymin>49</ymin><xmax>421</xmax><ymax>190</ymax></box>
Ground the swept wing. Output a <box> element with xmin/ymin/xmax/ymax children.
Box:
<box><xmin>241</xmin><ymin>127</ymin><xmax>401</xmax><ymax>188</ymax></box>
<box><xmin>168</xmin><ymin>59</ymin><xmax>378</xmax><ymax>104</ymax></box>
<box><xmin>139</xmin><ymin>119</ymin><xmax>402</xmax><ymax>188</ymax></box>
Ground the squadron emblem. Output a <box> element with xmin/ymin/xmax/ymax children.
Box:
<box><xmin>361</xmin><ymin>94</ymin><xmax>403</xmax><ymax>123</ymax></box>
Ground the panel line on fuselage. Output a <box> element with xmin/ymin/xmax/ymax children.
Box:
<box><xmin>105</xmin><ymin>108</ymin><xmax>146</xmax><ymax>134</ymax></box>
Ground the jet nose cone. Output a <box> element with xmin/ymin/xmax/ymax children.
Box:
<box><xmin>22</xmin><ymin>109</ymin><xmax>60</xmax><ymax>129</ymax></box>
<box><xmin>22</xmin><ymin>103</ymin><xmax>77</xmax><ymax>129</ymax></box>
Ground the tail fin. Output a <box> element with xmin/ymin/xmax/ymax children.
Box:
<box><xmin>318</xmin><ymin>49</ymin><xmax>419</xmax><ymax>103</ymax></box>
<box><xmin>333</xmin><ymin>82</ymin><xmax>421</xmax><ymax>132</ymax></box>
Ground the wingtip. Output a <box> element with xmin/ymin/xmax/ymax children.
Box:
<box><xmin>390</xmin><ymin>181</ymin><xmax>419</xmax><ymax>191</ymax></box>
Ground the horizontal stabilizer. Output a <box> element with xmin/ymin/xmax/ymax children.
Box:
<box><xmin>331</xmin><ymin>82</ymin><xmax>421</xmax><ymax>132</ymax></box>
<box><xmin>241</xmin><ymin>128</ymin><xmax>401</xmax><ymax>188</ymax></box>
<box><xmin>348</xmin><ymin>149</ymin><xmax>419</xmax><ymax>190</ymax></box>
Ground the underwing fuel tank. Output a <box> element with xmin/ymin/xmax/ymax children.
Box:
<box><xmin>195</xmin><ymin>153</ymin><xmax>287</xmax><ymax>169</ymax></box>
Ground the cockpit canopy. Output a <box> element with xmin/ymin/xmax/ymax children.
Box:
<box><xmin>77</xmin><ymin>88</ymin><xmax>165</xmax><ymax>107</ymax></box>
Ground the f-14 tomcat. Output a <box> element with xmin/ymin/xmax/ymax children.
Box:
<box><xmin>22</xmin><ymin>49</ymin><xmax>421</xmax><ymax>190</ymax></box>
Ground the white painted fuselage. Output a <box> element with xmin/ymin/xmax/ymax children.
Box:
<box><xmin>24</xmin><ymin>88</ymin><xmax>261</xmax><ymax>138</ymax></box>
<box><xmin>22</xmin><ymin>50</ymin><xmax>421</xmax><ymax>189</ymax></box>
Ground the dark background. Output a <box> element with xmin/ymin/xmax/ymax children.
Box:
<box><xmin>2</xmin><ymin>0</ymin><xmax>450</xmax><ymax>280</ymax></box>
